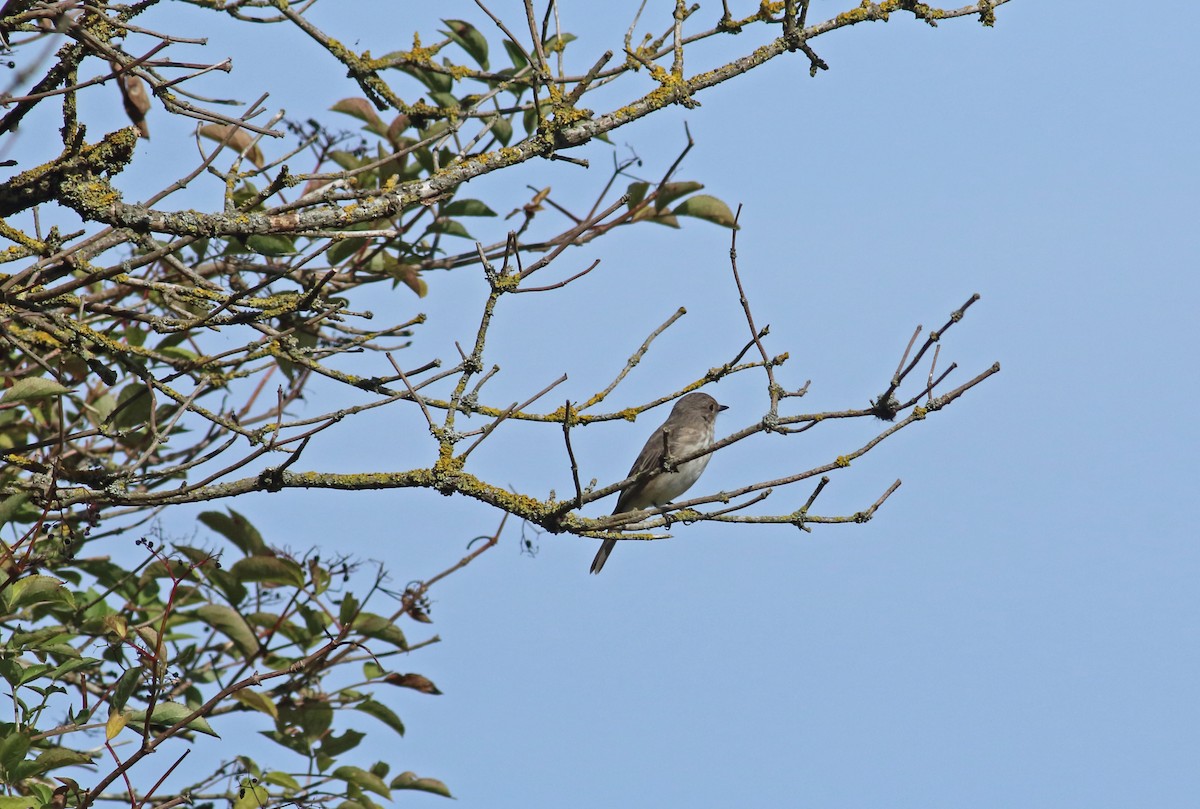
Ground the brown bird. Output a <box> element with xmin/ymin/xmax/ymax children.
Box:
<box><xmin>591</xmin><ymin>392</ymin><xmax>727</xmax><ymax>573</ymax></box>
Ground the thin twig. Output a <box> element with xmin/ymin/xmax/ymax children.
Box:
<box><xmin>802</xmin><ymin>475</ymin><xmax>830</xmax><ymax>512</ymax></box>
<box><xmin>513</xmin><ymin>258</ymin><xmax>600</xmax><ymax>293</ymax></box>
<box><xmin>422</xmin><ymin>511</ymin><xmax>508</xmax><ymax>590</ymax></box>
<box><xmin>893</xmin><ymin>325</ymin><xmax>922</xmax><ymax>386</ymax></box>
<box><xmin>579</xmin><ymin>307</ymin><xmax>687</xmax><ymax>411</ymax></box>
<box><xmin>387</xmin><ymin>352</ymin><xmax>436</xmax><ymax>434</ymax></box>
<box><xmin>138</xmin><ymin>749</ymin><xmax>191</xmax><ymax>808</ymax></box>
<box><xmin>562</xmin><ymin>400</ymin><xmax>583</xmax><ymax>508</ymax></box>
<box><xmin>729</xmin><ymin>204</ymin><xmax>781</xmax><ymax>413</ymax></box>
<box><xmin>458</xmin><ymin>401</ymin><xmax>517</xmax><ymax>460</ymax></box>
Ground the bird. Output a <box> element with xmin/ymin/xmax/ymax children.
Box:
<box><xmin>590</xmin><ymin>391</ymin><xmax>727</xmax><ymax>574</ymax></box>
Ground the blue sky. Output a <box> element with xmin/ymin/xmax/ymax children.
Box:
<box><xmin>18</xmin><ymin>2</ymin><xmax>1199</xmax><ymax>807</ymax></box>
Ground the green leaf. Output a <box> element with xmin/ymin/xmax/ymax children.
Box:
<box><xmin>0</xmin><ymin>658</ymin><xmax>18</xmax><ymax>685</ymax></box>
<box><xmin>626</xmin><ymin>181</ymin><xmax>650</xmax><ymax>208</ymax></box>
<box><xmin>109</xmin><ymin>383</ymin><xmax>152</xmax><ymax>430</ymax></box>
<box><xmin>543</xmin><ymin>33</ymin><xmax>577</xmax><ymax>54</ymax></box>
<box><xmin>333</xmin><ymin>766</ymin><xmax>391</xmax><ymax>798</ymax></box>
<box><xmin>299</xmin><ymin>603</ymin><xmax>332</xmax><ymax>637</ymax></box>
<box><xmin>0</xmin><ymin>732</ymin><xmax>31</xmax><ymax>774</ymax></box>
<box><xmin>502</xmin><ymin>39</ymin><xmax>528</xmax><ymax>69</ymax></box>
<box><xmin>270</xmin><ymin>616</ymin><xmax>315</xmax><ymax>650</ymax></box>
<box><xmin>442</xmin><ymin>20</ymin><xmax>489</xmax><ymax>69</ymax></box>
<box><xmin>442</xmin><ymin>198</ymin><xmax>496</xmax><ymax>217</ymax></box>
<box><xmin>326</xmin><ymin>237</ymin><xmax>367</xmax><ymax>266</ymax></box>
<box><xmin>672</xmin><ymin>194</ymin><xmax>739</xmax><ymax>229</ymax></box>
<box><xmin>429</xmin><ymin>91</ymin><xmax>460</xmax><ymax>110</ymax></box>
<box><xmin>410</xmin><ymin>135</ymin><xmax>449</xmax><ymax>166</ymax></box>
<box><xmin>522</xmin><ymin>103</ymin><xmax>544</xmax><ymax>137</ymax></box>
<box><xmin>158</xmin><ymin>345</ymin><xmax>196</xmax><ymax>363</ymax></box>
<box><xmin>391</xmin><ymin>772</ymin><xmax>453</xmax><ymax>798</ymax></box>
<box><xmin>405</xmin><ymin>66</ymin><xmax>452</xmax><ymax>94</ymax></box>
<box><xmin>0</xmin><ymin>493</ymin><xmax>31</xmax><ymax>529</ymax></box>
<box><xmin>24</xmin><ymin>647</ymin><xmax>72</xmax><ymax>667</ymax></box>
<box><xmin>0</xmin><ymin>798</ymin><xmax>36</xmax><ymax>809</ymax></box>
<box><xmin>111</xmin><ymin>667</ymin><xmax>142</xmax><ymax>712</ymax></box>
<box><xmin>6</xmin><ymin>574</ymin><xmax>71</xmax><ymax>611</ymax></box>
<box><xmin>206</xmin><ymin>567</ymin><xmax>248</xmax><ymax>609</ymax></box>
<box><xmin>156</xmin><ymin>331</ymin><xmax>190</xmax><ymax>350</ymax></box>
<box><xmin>645</xmin><ymin>212</ymin><xmax>681</xmax><ymax>229</ymax></box>
<box><xmin>490</xmin><ymin>115</ymin><xmax>513</xmax><ymax>145</ymax></box>
<box><xmin>232</xmin><ymin>688</ymin><xmax>279</xmax><ymax>719</ymax></box>
<box><xmin>195</xmin><ymin>604</ymin><xmax>261</xmax><ymax>657</ymax></box>
<box><xmin>385</xmin><ymin>263</ymin><xmax>427</xmax><ymax>297</ymax></box>
<box><xmin>232</xmin><ymin>780</ymin><xmax>269</xmax><ymax>809</ymax></box>
<box><xmin>338</xmin><ymin>592</ymin><xmax>361</xmax><ymax>625</ymax></box>
<box><xmin>126</xmin><ymin>701</ymin><xmax>218</xmax><ymax>737</ymax></box>
<box><xmin>84</xmin><ymin>393</ymin><xmax>117</xmax><ymax>427</ymax></box>
<box><xmin>16</xmin><ymin>663</ymin><xmax>54</xmax><ymax>686</ymax></box>
<box><xmin>351</xmin><ymin>613</ymin><xmax>408</xmax><ymax>650</ymax></box>
<box><xmin>9</xmin><ymin>626</ymin><xmax>69</xmax><ymax>648</ymax></box>
<box><xmin>283</xmin><ymin>700</ymin><xmax>333</xmax><ymax>741</ymax></box>
<box><xmin>198</xmin><ymin>510</ymin><xmax>270</xmax><ymax>556</ymax></box>
<box><xmin>51</xmin><ymin>657</ymin><xmax>101</xmax><ymax>680</ymax></box>
<box><xmin>427</xmin><ymin>218</ymin><xmax>471</xmax><ymax>238</ymax></box>
<box><xmin>654</xmin><ymin>181</ymin><xmax>704</xmax><ymax>210</ymax></box>
<box><xmin>24</xmin><ymin>747</ymin><xmax>94</xmax><ymax>776</ymax></box>
<box><xmin>318</xmin><ymin>728</ymin><xmax>364</xmax><ymax>758</ymax></box>
<box><xmin>263</xmin><ymin>771</ymin><xmax>301</xmax><ymax>792</ymax></box>
<box><xmin>353</xmin><ymin>699</ymin><xmax>405</xmax><ymax>736</ymax></box>
<box><xmin>260</xmin><ymin>729</ymin><xmax>311</xmax><ymax>758</ymax></box>
<box><xmin>245</xmin><ymin>234</ymin><xmax>297</xmax><ymax>256</ymax></box>
<box><xmin>230</xmin><ymin>556</ymin><xmax>305</xmax><ymax>588</ymax></box>
<box><xmin>0</xmin><ymin>377</ymin><xmax>73</xmax><ymax>403</ymax></box>
<box><xmin>329</xmin><ymin>149</ymin><xmax>365</xmax><ymax>171</ymax></box>
<box><xmin>231</xmin><ymin>181</ymin><xmax>261</xmax><ymax>209</ymax></box>
<box><xmin>123</xmin><ymin>326</ymin><xmax>147</xmax><ymax>347</ymax></box>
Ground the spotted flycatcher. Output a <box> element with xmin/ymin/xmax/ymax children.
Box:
<box><xmin>590</xmin><ymin>391</ymin><xmax>728</xmax><ymax>574</ymax></box>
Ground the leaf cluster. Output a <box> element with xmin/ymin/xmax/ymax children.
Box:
<box><xmin>0</xmin><ymin>509</ymin><xmax>457</xmax><ymax>808</ymax></box>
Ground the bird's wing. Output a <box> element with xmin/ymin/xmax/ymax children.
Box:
<box><xmin>626</xmin><ymin>422</ymin><xmax>670</xmax><ymax>478</ymax></box>
<box><xmin>612</xmin><ymin>422</ymin><xmax>669</xmax><ymax>513</ymax></box>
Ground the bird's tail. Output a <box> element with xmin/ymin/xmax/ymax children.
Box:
<box><xmin>590</xmin><ymin>538</ymin><xmax>616</xmax><ymax>574</ymax></box>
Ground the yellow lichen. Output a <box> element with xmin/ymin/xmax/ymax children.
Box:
<box><xmin>399</xmin><ymin>32</ymin><xmax>436</xmax><ymax>66</ymax></box>
<box><xmin>835</xmin><ymin>2</ymin><xmax>876</xmax><ymax>25</ymax></box>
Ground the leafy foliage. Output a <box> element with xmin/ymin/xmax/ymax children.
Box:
<box><xmin>0</xmin><ymin>512</ymin><xmax>458</xmax><ymax>807</ymax></box>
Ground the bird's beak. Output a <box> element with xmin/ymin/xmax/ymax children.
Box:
<box><xmin>718</xmin><ymin>405</ymin><xmax>729</xmax><ymax>412</ymax></box>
